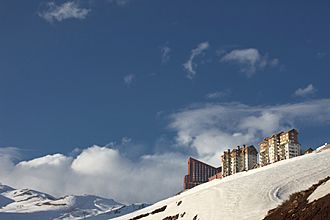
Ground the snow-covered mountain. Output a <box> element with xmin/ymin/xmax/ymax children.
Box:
<box><xmin>0</xmin><ymin>185</ymin><xmax>148</xmax><ymax>220</ymax></box>
<box><xmin>114</xmin><ymin>148</ymin><xmax>330</xmax><ymax>220</ymax></box>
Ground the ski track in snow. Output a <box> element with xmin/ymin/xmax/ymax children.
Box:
<box><xmin>114</xmin><ymin>149</ymin><xmax>330</xmax><ymax>220</ymax></box>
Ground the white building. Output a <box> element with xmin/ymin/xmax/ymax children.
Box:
<box><xmin>259</xmin><ymin>129</ymin><xmax>301</xmax><ymax>167</ymax></box>
<box><xmin>221</xmin><ymin>145</ymin><xmax>258</xmax><ymax>177</ymax></box>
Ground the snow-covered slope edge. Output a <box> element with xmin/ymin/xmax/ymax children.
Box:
<box><xmin>114</xmin><ymin>149</ymin><xmax>330</xmax><ymax>220</ymax></box>
<box><xmin>308</xmin><ymin>177</ymin><xmax>330</xmax><ymax>203</ymax></box>
<box><xmin>0</xmin><ymin>185</ymin><xmax>149</xmax><ymax>220</ymax></box>
<box><xmin>264</xmin><ymin>176</ymin><xmax>330</xmax><ymax>220</ymax></box>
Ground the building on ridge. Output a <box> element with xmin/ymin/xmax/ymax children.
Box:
<box><xmin>259</xmin><ymin>128</ymin><xmax>301</xmax><ymax>167</ymax></box>
<box><xmin>183</xmin><ymin>157</ymin><xmax>221</xmax><ymax>190</ymax></box>
<box><xmin>221</xmin><ymin>145</ymin><xmax>258</xmax><ymax>177</ymax></box>
<box><xmin>304</xmin><ymin>148</ymin><xmax>314</xmax><ymax>154</ymax></box>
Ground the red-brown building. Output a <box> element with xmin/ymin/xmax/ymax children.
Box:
<box><xmin>208</xmin><ymin>171</ymin><xmax>223</xmax><ymax>182</ymax></box>
<box><xmin>183</xmin><ymin>157</ymin><xmax>221</xmax><ymax>190</ymax></box>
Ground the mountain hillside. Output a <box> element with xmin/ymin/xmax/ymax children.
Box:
<box><xmin>114</xmin><ymin>148</ymin><xmax>330</xmax><ymax>220</ymax></box>
<box><xmin>0</xmin><ymin>185</ymin><xmax>148</xmax><ymax>220</ymax></box>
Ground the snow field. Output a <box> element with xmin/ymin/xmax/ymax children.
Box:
<box><xmin>114</xmin><ymin>149</ymin><xmax>330</xmax><ymax>220</ymax></box>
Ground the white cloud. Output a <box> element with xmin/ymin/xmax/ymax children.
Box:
<box><xmin>108</xmin><ymin>0</ymin><xmax>131</xmax><ymax>6</ymax></box>
<box><xmin>169</xmin><ymin>99</ymin><xmax>330</xmax><ymax>165</ymax></box>
<box><xmin>123</xmin><ymin>74</ymin><xmax>135</xmax><ymax>86</ymax></box>
<box><xmin>0</xmin><ymin>147</ymin><xmax>21</xmax><ymax>176</ymax></box>
<box><xmin>71</xmin><ymin>146</ymin><xmax>126</xmax><ymax>175</ymax></box>
<box><xmin>160</xmin><ymin>46</ymin><xmax>171</xmax><ymax>64</ymax></box>
<box><xmin>220</xmin><ymin>48</ymin><xmax>278</xmax><ymax>76</ymax></box>
<box><xmin>294</xmin><ymin>84</ymin><xmax>317</xmax><ymax>97</ymax></box>
<box><xmin>39</xmin><ymin>1</ymin><xmax>90</xmax><ymax>23</ymax></box>
<box><xmin>0</xmin><ymin>147</ymin><xmax>21</xmax><ymax>161</ymax></box>
<box><xmin>0</xmin><ymin>146</ymin><xmax>186</xmax><ymax>204</ymax></box>
<box><xmin>183</xmin><ymin>42</ymin><xmax>210</xmax><ymax>79</ymax></box>
<box><xmin>206</xmin><ymin>90</ymin><xmax>230</xmax><ymax>100</ymax></box>
<box><xmin>121</xmin><ymin>136</ymin><xmax>132</xmax><ymax>144</ymax></box>
<box><xmin>18</xmin><ymin>154</ymin><xmax>70</xmax><ymax>168</ymax></box>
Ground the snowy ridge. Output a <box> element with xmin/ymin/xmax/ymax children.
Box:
<box><xmin>316</xmin><ymin>143</ymin><xmax>330</xmax><ymax>152</ymax></box>
<box><xmin>114</xmin><ymin>149</ymin><xmax>330</xmax><ymax>220</ymax></box>
<box><xmin>0</xmin><ymin>186</ymin><xmax>148</xmax><ymax>220</ymax></box>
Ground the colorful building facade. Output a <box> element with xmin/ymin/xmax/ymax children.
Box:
<box><xmin>221</xmin><ymin>145</ymin><xmax>258</xmax><ymax>177</ymax></box>
<box><xmin>183</xmin><ymin>157</ymin><xmax>221</xmax><ymax>190</ymax></box>
<box><xmin>259</xmin><ymin>129</ymin><xmax>301</xmax><ymax>167</ymax></box>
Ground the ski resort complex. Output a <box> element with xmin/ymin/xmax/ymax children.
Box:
<box><xmin>115</xmin><ymin>145</ymin><xmax>330</xmax><ymax>220</ymax></box>
<box><xmin>183</xmin><ymin>129</ymin><xmax>303</xmax><ymax>190</ymax></box>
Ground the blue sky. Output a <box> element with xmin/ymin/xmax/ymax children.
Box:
<box><xmin>0</xmin><ymin>0</ymin><xmax>330</xmax><ymax>203</ymax></box>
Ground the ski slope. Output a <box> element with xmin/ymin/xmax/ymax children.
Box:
<box><xmin>114</xmin><ymin>149</ymin><xmax>330</xmax><ymax>220</ymax></box>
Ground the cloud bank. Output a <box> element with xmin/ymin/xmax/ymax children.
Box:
<box><xmin>39</xmin><ymin>1</ymin><xmax>90</xmax><ymax>23</ymax></box>
<box><xmin>169</xmin><ymin>99</ymin><xmax>330</xmax><ymax>165</ymax></box>
<box><xmin>183</xmin><ymin>42</ymin><xmax>210</xmax><ymax>79</ymax></box>
<box><xmin>220</xmin><ymin>48</ymin><xmax>278</xmax><ymax>76</ymax></box>
<box><xmin>0</xmin><ymin>146</ymin><xmax>185</xmax><ymax>204</ymax></box>
<box><xmin>1</xmin><ymin>99</ymin><xmax>330</xmax><ymax>204</ymax></box>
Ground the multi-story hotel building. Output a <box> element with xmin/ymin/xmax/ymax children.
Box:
<box><xmin>259</xmin><ymin>129</ymin><xmax>301</xmax><ymax>167</ymax></box>
<box><xmin>221</xmin><ymin>145</ymin><xmax>258</xmax><ymax>177</ymax></box>
<box><xmin>183</xmin><ymin>157</ymin><xmax>221</xmax><ymax>190</ymax></box>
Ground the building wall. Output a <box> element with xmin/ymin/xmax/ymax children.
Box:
<box><xmin>183</xmin><ymin>157</ymin><xmax>220</xmax><ymax>190</ymax></box>
<box><xmin>221</xmin><ymin>145</ymin><xmax>258</xmax><ymax>177</ymax></box>
<box><xmin>259</xmin><ymin>129</ymin><xmax>301</xmax><ymax>167</ymax></box>
<box><xmin>221</xmin><ymin>149</ymin><xmax>231</xmax><ymax>177</ymax></box>
<box><xmin>259</xmin><ymin>140</ymin><xmax>269</xmax><ymax>167</ymax></box>
<box><xmin>246</xmin><ymin>147</ymin><xmax>258</xmax><ymax>169</ymax></box>
<box><xmin>208</xmin><ymin>171</ymin><xmax>223</xmax><ymax>182</ymax></box>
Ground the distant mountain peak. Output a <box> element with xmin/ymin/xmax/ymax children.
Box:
<box><xmin>0</xmin><ymin>185</ymin><xmax>149</xmax><ymax>219</ymax></box>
